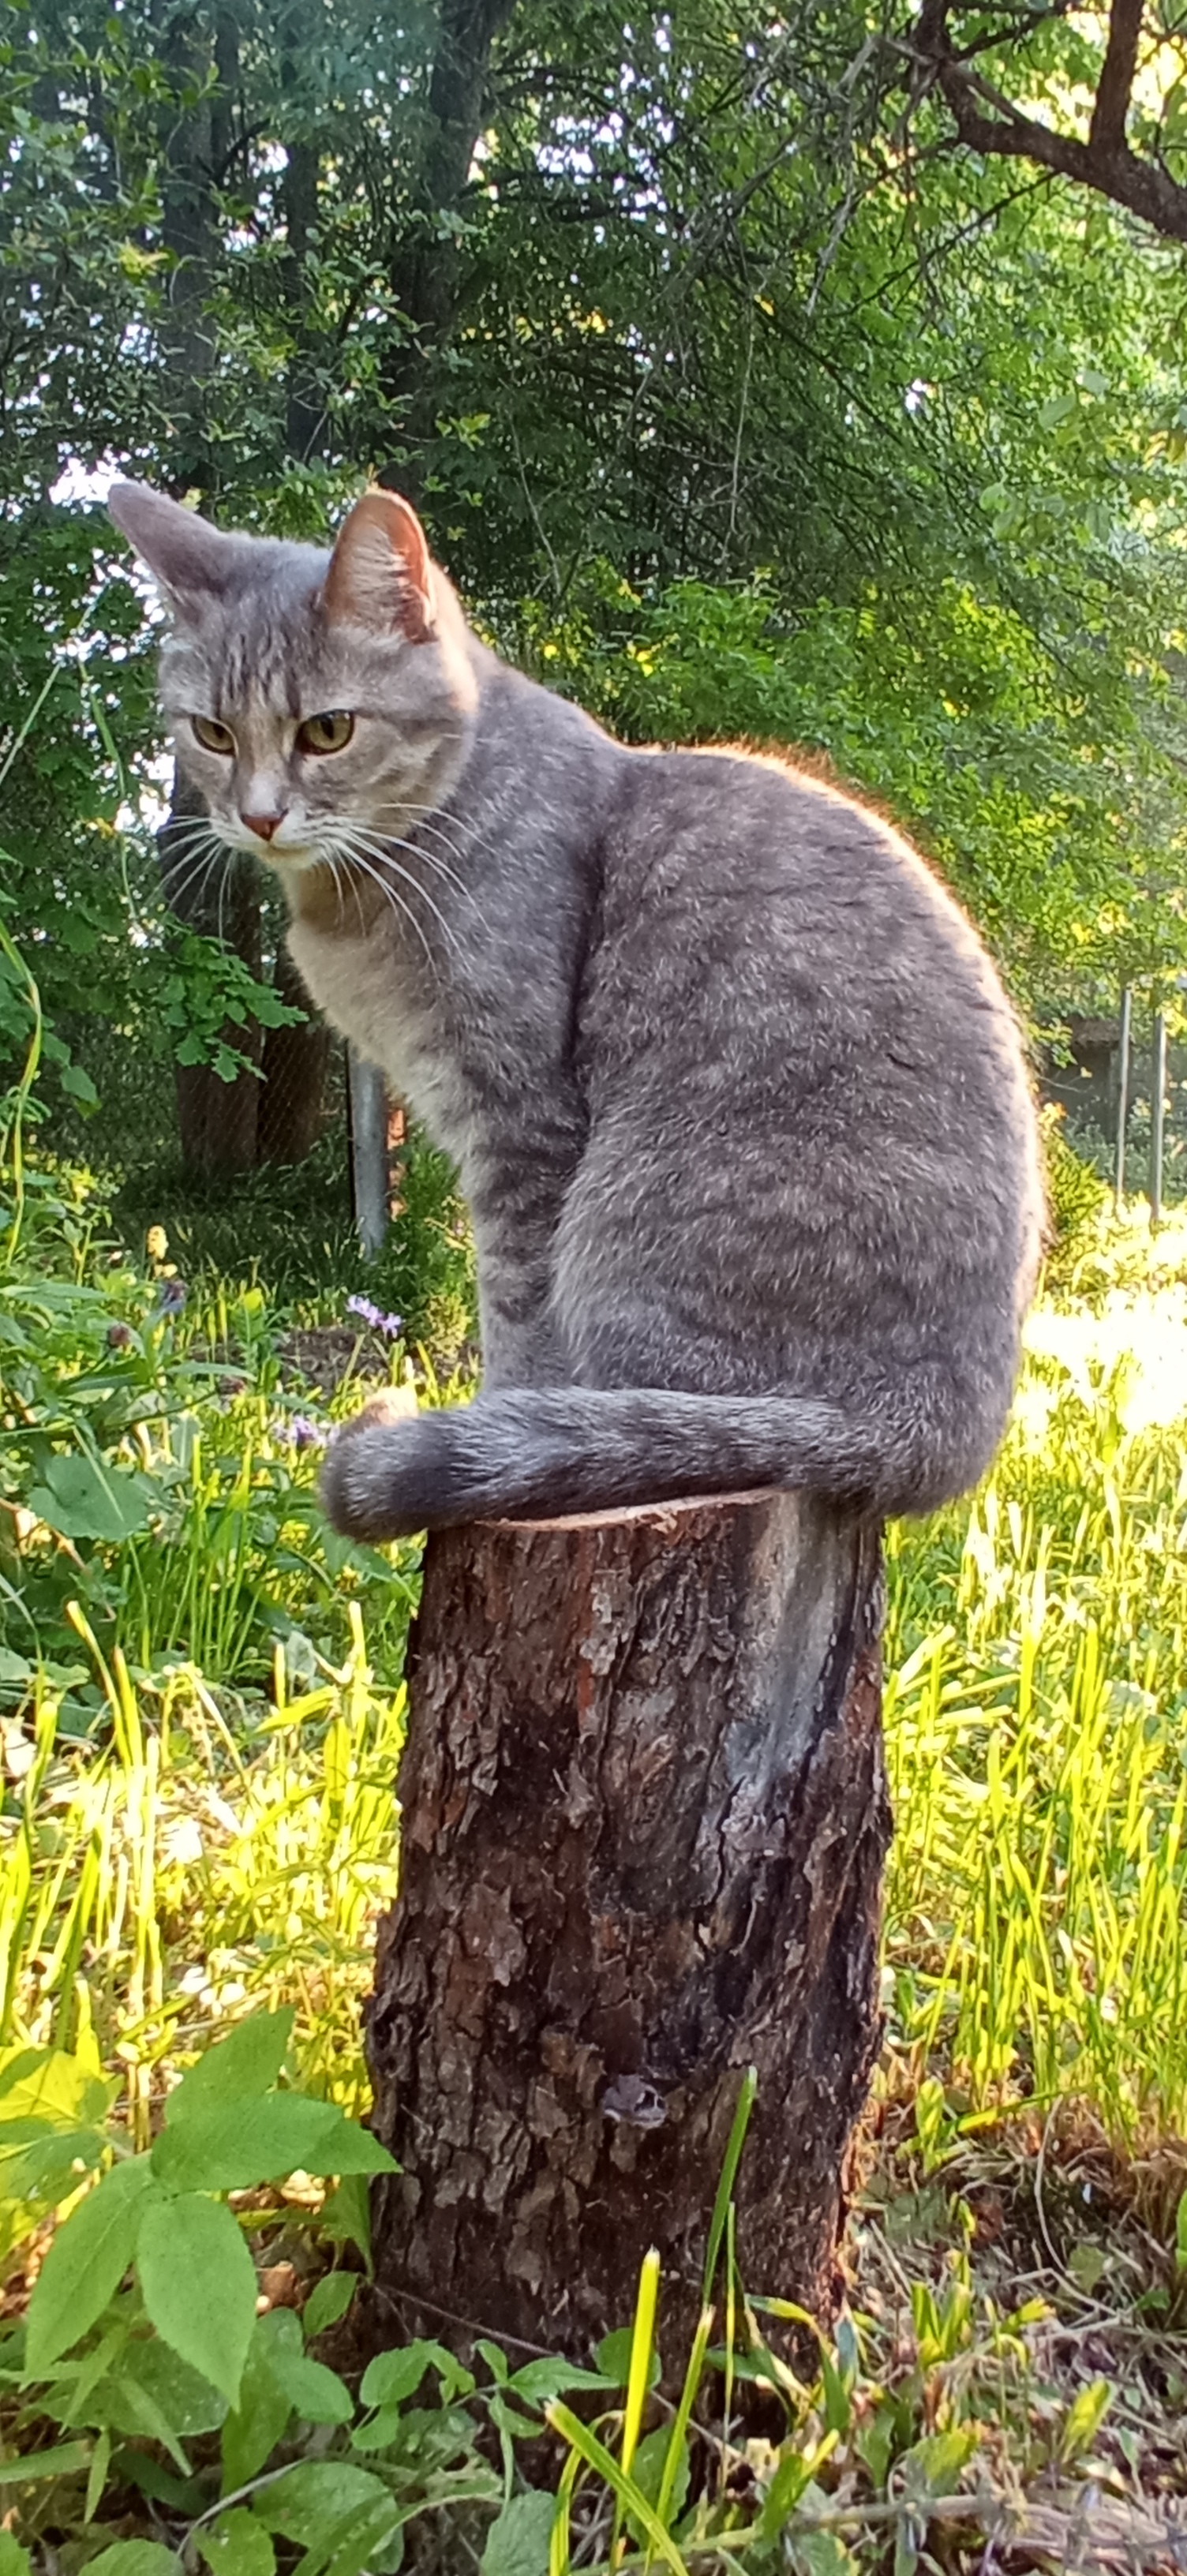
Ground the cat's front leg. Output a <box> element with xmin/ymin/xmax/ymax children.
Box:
<box><xmin>466</xmin><ymin>1144</ymin><xmax>576</xmax><ymax>1391</ymax></box>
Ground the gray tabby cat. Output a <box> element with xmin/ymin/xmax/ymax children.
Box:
<box><xmin>109</xmin><ymin>481</ymin><xmax>1043</xmax><ymax>1539</ymax></box>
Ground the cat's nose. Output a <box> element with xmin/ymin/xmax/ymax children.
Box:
<box><xmin>241</xmin><ymin>811</ymin><xmax>285</xmax><ymax>844</ymax></box>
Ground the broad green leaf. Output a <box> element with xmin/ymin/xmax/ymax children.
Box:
<box><xmin>165</xmin><ymin>2012</ymin><xmax>294</xmax><ymax>2127</ymax></box>
<box><xmin>252</xmin><ymin>2461</ymin><xmax>395</xmax><ymax>2547</ymax></box>
<box><xmin>268</xmin><ymin>2339</ymin><xmax>354</xmax><ymax>2426</ymax></box>
<box><xmin>25</xmin><ymin>2159</ymin><xmax>158</xmax><ymax>2375</ymax></box>
<box><xmin>628</xmin><ymin>2424</ymin><xmax>690</xmax><ymax>2525</ymax></box>
<box><xmin>114</xmin><ymin>2334</ymin><xmax>228</xmax><ymax>2438</ymax></box>
<box><xmin>196</xmin><ymin>2511</ymin><xmax>276</xmax><ymax>2576</ymax></box>
<box><xmin>323</xmin><ymin>2496</ymin><xmax>406</xmax><ymax>2576</ymax></box>
<box><xmin>84</xmin><ymin>2548</ymin><xmax>180</xmax><ymax>2576</ymax></box>
<box><xmin>28</xmin><ymin>1453</ymin><xmax>152</xmax><ymax>1544</ymax></box>
<box><xmin>480</xmin><ymin>2492</ymin><xmax>556</xmax><ymax>2575</ymax></box>
<box><xmin>360</xmin><ymin>2339</ymin><xmax>473</xmax><ymax>2409</ymax></box>
<box><xmin>137</xmin><ymin>2191</ymin><xmax>256</xmax><ymax>2408</ymax></box>
<box><xmin>220</xmin><ymin>2312</ymin><xmax>296</xmax><ymax>2494</ymax></box>
<box><xmin>152</xmin><ymin>2094</ymin><xmax>393</xmax><ymax>2193</ymax></box>
<box><xmin>900</xmin><ymin>2426</ymin><xmax>976</xmax><ymax>2498</ymax></box>
<box><xmin>0</xmin><ymin>2537</ymin><xmax>30</xmax><ymax>2576</ymax></box>
<box><xmin>0</xmin><ymin>2045</ymin><xmax>114</xmax><ymax>2132</ymax></box>
<box><xmin>303</xmin><ymin>2271</ymin><xmax>358</xmax><ymax>2338</ymax></box>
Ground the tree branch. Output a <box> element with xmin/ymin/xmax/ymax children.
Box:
<box><xmin>903</xmin><ymin>0</ymin><xmax>1187</xmax><ymax>242</ymax></box>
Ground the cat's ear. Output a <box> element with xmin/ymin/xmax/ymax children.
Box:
<box><xmin>321</xmin><ymin>489</ymin><xmax>435</xmax><ymax>644</ymax></box>
<box><xmin>108</xmin><ymin>483</ymin><xmax>242</xmax><ymax>608</ymax></box>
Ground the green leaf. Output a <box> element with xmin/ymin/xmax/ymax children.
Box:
<box><xmin>899</xmin><ymin>2426</ymin><xmax>976</xmax><ymax>2499</ymax></box>
<box><xmin>360</xmin><ymin>2339</ymin><xmax>473</xmax><ymax>2409</ymax></box>
<box><xmin>220</xmin><ymin>2312</ymin><xmax>296</xmax><ymax>2494</ymax></box>
<box><xmin>165</xmin><ymin>2012</ymin><xmax>294</xmax><ymax>2125</ymax></box>
<box><xmin>788</xmin><ymin>2534</ymin><xmax>859</xmax><ymax>2576</ymax></box>
<box><xmin>268</xmin><ymin>2339</ymin><xmax>354</xmax><ymax>2426</ymax></box>
<box><xmin>25</xmin><ymin>2159</ymin><xmax>158</xmax><ymax>2375</ymax></box>
<box><xmin>1060</xmin><ymin>2376</ymin><xmax>1113</xmax><ymax>2462</ymax></box>
<box><xmin>507</xmin><ymin>2357</ymin><xmax>620</xmax><ymax>2407</ymax></box>
<box><xmin>303</xmin><ymin>2271</ymin><xmax>358</xmax><ymax>2338</ymax></box>
<box><xmin>480</xmin><ymin>2491</ymin><xmax>556</xmax><ymax>2574</ymax></box>
<box><xmin>0</xmin><ymin>2044</ymin><xmax>114</xmax><ymax>2132</ymax></box>
<box><xmin>84</xmin><ymin>2549</ymin><xmax>180</xmax><ymax>2576</ymax></box>
<box><xmin>252</xmin><ymin>2461</ymin><xmax>395</xmax><ymax>2547</ymax></box>
<box><xmin>196</xmin><ymin>2510</ymin><xmax>276</xmax><ymax>2576</ymax></box>
<box><xmin>1068</xmin><ymin>2241</ymin><xmax>1106</xmax><ymax>2293</ymax></box>
<box><xmin>137</xmin><ymin>2191</ymin><xmax>256</xmax><ymax>2408</ymax></box>
<box><xmin>152</xmin><ymin>2095</ymin><xmax>393</xmax><ymax>2193</ymax></box>
<box><xmin>0</xmin><ymin>2440</ymin><xmax>92</xmax><ymax>2485</ymax></box>
<box><xmin>114</xmin><ymin>2334</ymin><xmax>229</xmax><ymax>2438</ymax></box>
<box><xmin>318</xmin><ymin>2173</ymin><xmax>372</xmax><ymax>2264</ymax></box>
<box><xmin>1174</xmin><ymin>2186</ymin><xmax>1187</xmax><ymax>2275</ymax></box>
<box><xmin>27</xmin><ymin>1452</ymin><xmax>152</xmax><ymax>1543</ymax></box>
<box><xmin>0</xmin><ymin>2537</ymin><xmax>30</xmax><ymax>2576</ymax></box>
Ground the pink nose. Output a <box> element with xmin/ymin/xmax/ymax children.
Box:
<box><xmin>241</xmin><ymin>811</ymin><xmax>283</xmax><ymax>843</ymax></box>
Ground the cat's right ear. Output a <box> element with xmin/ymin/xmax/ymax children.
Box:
<box><xmin>107</xmin><ymin>483</ymin><xmax>241</xmax><ymax>608</ymax></box>
<box><xmin>321</xmin><ymin>489</ymin><xmax>436</xmax><ymax>644</ymax></box>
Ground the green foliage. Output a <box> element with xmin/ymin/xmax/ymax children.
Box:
<box><xmin>17</xmin><ymin>2009</ymin><xmax>394</xmax><ymax>2404</ymax></box>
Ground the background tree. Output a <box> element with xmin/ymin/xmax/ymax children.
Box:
<box><xmin>3</xmin><ymin>0</ymin><xmax>1187</xmax><ymax>1187</ymax></box>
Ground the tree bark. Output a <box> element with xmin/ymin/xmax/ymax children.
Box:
<box><xmin>258</xmin><ymin>949</ymin><xmax>331</xmax><ymax>1166</ymax></box>
<box><xmin>366</xmin><ymin>1488</ymin><xmax>889</xmax><ymax>2372</ymax></box>
<box><xmin>381</xmin><ymin>0</ymin><xmax>519</xmax><ymax>489</ymax></box>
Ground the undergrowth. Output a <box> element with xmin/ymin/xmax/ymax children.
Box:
<box><xmin>2</xmin><ymin>1032</ymin><xmax>1187</xmax><ymax>2557</ymax></box>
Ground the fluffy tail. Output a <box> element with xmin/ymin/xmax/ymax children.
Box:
<box><xmin>322</xmin><ymin>1376</ymin><xmax>983</xmax><ymax>1540</ymax></box>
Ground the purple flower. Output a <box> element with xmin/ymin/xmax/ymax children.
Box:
<box><xmin>346</xmin><ymin>1294</ymin><xmax>403</xmax><ymax>1339</ymax></box>
<box><xmin>155</xmin><ymin>1278</ymin><xmax>187</xmax><ymax>1316</ymax></box>
<box><xmin>286</xmin><ymin>1415</ymin><xmax>323</xmax><ymax>1451</ymax></box>
<box><xmin>107</xmin><ymin>1320</ymin><xmax>133</xmax><ymax>1350</ymax></box>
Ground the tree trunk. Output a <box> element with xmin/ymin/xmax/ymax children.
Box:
<box><xmin>382</xmin><ymin>0</ymin><xmax>518</xmax><ymax>489</ymax></box>
<box><xmin>366</xmin><ymin>1488</ymin><xmax>889</xmax><ymax>2374</ymax></box>
<box><xmin>258</xmin><ymin>949</ymin><xmax>331</xmax><ymax>1166</ymax></box>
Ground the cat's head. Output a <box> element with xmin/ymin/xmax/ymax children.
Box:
<box><xmin>107</xmin><ymin>484</ymin><xmax>480</xmax><ymax>877</ymax></box>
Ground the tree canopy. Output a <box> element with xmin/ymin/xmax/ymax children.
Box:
<box><xmin>4</xmin><ymin>0</ymin><xmax>1187</xmax><ymax>1150</ymax></box>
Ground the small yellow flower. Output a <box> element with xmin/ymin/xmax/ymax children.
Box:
<box><xmin>146</xmin><ymin>1225</ymin><xmax>168</xmax><ymax>1264</ymax></box>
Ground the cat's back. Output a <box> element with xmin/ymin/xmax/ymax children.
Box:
<box><xmin>595</xmin><ymin>741</ymin><xmax>1029</xmax><ymax>1127</ymax></box>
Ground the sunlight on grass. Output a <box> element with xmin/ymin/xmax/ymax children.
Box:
<box><xmin>0</xmin><ymin>1608</ymin><xmax>403</xmax><ymax>2126</ymax></box>
<box><xmin>885</xmin><ymin>1211</ymin><xmax>1187</xmax><ymax>2141</ymax></box>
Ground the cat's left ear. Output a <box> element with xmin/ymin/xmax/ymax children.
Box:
<box><xmin>322</xmin><ymin>489</ymin><xmax>435</xmax><ymax>643</ymax></box>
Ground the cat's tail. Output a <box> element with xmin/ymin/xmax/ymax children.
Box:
<box><xmin>322</xmin><ymin>1374</ymin><xmax>991</xmax><ymax>1539</ymax></box>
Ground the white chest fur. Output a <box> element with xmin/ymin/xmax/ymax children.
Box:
<box><xmin>286</xmin><ymin>914</ymin><xmax>475</xmax><ymax>1170</ymax></box>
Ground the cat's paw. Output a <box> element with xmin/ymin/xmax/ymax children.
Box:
<box><xmin>321</xmin><ymin>1387</ymin><xmax>430</xmax><ymax>1541</ymax></box>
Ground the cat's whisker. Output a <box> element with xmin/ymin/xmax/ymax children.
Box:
<box><xmin>160</xmin><ymin>845</ymin><xmax>232</xmax><ymax>923</ymax></box>
<box><xmin>316</xmin><ymin>834</ymin><xmax>443</xmax><ymax>982</ymax></box>
<box><xmin>353</xmin><ymin>813</ymin><xmax>474</xmax><ymax>904</ymax></box>
<box><xmin>337</xmin><ymin>830</ymin><xmax>474</xmax><ymax>932</ymax></box>
<box><xmin>321</xmin><ymin>831</ymin><xmax>466</xmax><ymax>968</ymax></box>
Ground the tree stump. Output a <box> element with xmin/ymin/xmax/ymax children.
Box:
<box><xmin>365</xmin><ymin>1490</ymin><xmax>889</xmax><ymax>2371</ymax></box>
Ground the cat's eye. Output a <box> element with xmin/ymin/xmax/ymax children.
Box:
<box><xmin>297</xmin><ymin>710</ymin><xmax>355</xmax><ymax>755</ymax></box>
<box><xmin>190</xmin><ymin>715</ymin><xmax>235</xmax><ymax>755</ymax></box>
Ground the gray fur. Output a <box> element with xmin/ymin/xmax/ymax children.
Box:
<box><xmin>110</xmin><ymin>481</ymin><xmax>1043</xmax><ymax>1535</ymax></box>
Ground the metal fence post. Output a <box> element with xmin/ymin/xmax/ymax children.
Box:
<box><xmin>1114</xmin><ymin>986</ymin><xmax>1131</xmax><ymax>1213</ymax></box>
<box><xmin>348</xmin><ymin>1047</ymin><xmax>389</xmax><ymax>1258</ymax></box>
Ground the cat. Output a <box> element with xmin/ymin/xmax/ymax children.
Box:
<box><xmin>109</xmin><ymin>480</ymin><xmax>1043</xmax><ymax>1540</ymax></box>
